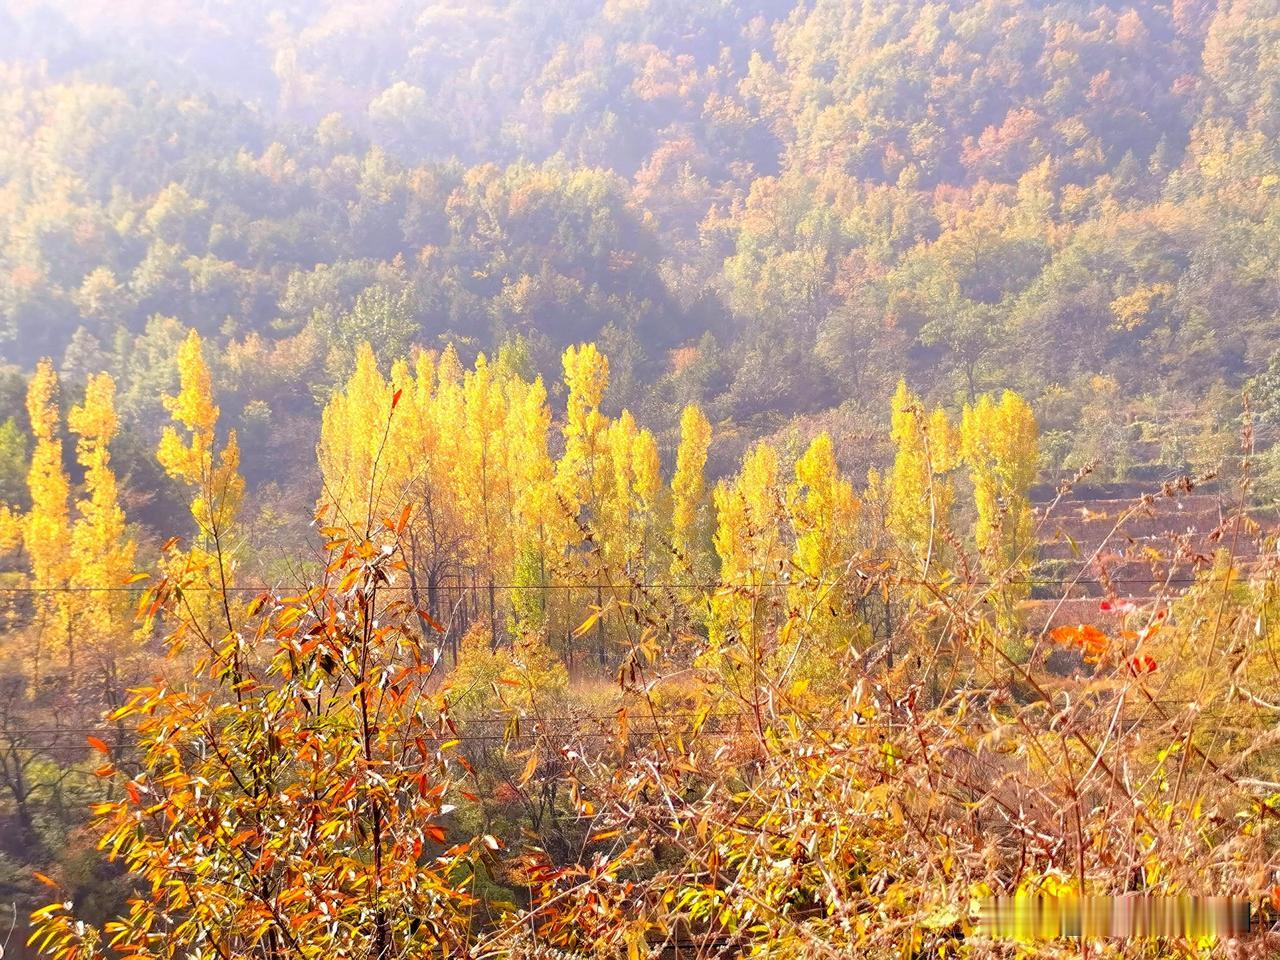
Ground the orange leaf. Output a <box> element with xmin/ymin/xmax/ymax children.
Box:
<box><xmin>87</xmin><ymin>735</ymin><xmax>110</xmax><ymax>754</ymax></box>
<box><xmin>1049</xmin><ymin>623</ymin><xmax>1110</xmax><ymax>662</ymax></box>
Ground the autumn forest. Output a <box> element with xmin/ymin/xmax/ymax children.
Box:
<box><xmin>3</xmin><ymin>0</ymin><xmax>1280</xmax><ymax>957</ymax></box>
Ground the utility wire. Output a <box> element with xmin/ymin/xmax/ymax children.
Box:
<box><xmin>3</xmin><ymin>702</ymin><xmax>1274</xmax><ymax>745</ymax></box>
<box><xmin>0</xmin><ymin>576</ymin><xmax>1245</xmax><ymax>593</ymax></box>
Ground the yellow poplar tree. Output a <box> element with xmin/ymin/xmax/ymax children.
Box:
<box><xmin>23</xmin><ymin>358</ymin><xmax>72</xmax><ymax>684</ymax></box>
<box><xmin>397</xmin><ymin>348</ymin><xmax>471</xmax><ymax>645</ymax></box>
<box><xmin>790</xmin><ymin>433</ymin><xmax>860</xmax><ymax>582</ymax></box>
<box><xmin>601</xmin><ymin>411</ymin><xmax>662</xmax><ymax>583</ymax></box>
<box><xmin>317</xmin><ymin>343</ymin><xmax>562</xmax><ymax>650</ymax></box>
<box><xmin>431</xmin><ymin>343</ymin><xmax>471</xmax><ymax>510</ymax></box>
<box><xmin>456</xmin><ymin>353</ymin><xmax>517</xmax><ymax>642</ymax></box>
<box><xmin>67</xmin><ymin>372</ymin><xmax>137</xmax><ymax>694</ymax></box>
<box><xmin>601</xmin><ymin>411</ymin><xmax>638</xmax><ymax>572</ymax></box>
<box><xmin>156</xmin><ymin>329</ymin><xmax>245</xmax><ymax>635</ymax></box>
<box><xmin>886</xmin><ymin>379</ymin><xmax>955</xmax><ymax>576</ymax></box>
<box><xmin>629</xmin><ymin>424</ymin><xmax>662</xmax><ymax>581</ymax></box>
<box><xmin>960</xmin><ymin>390</ymin><xmax>1039</xmax><ymax>624</ymax></box>
<box><xmin>788</xmin><ymin>433</ymin><xmax>862</xmax><ymax>663</ymax></box>
<box><xmin>556</xmin><ymin>343</ymin><xmax>613</xmax><ymax>666</ymax></box>
<box><xmin>556</xmin><ymin>343</ymin><xmax>611</xmax><ymax>525</ymax></box>
<box><xmin>317</xmin><ymin>342</ymin><xmax>419</xmax><ymax>535</ymax></box>
<box><xmin>384</xmin><ymin>354</ymin><xmax>426</xmax><ymax>518</ymax></box>
<box><xmin>710</xmin><ymin>442</ymin><xmax>784</xmax><ymax>649</ymax></box>
<box><xmin>670</xmin><ymin>404</ymin><xmax>712</xmax><ymax>583</ymax></box>
<box><xmin>506</xmin><ymin>374</ymin><xmax>560</xmax><ymax>632</ymax></box>
<box><xmin>430</xmin><ymin>344</ymin><xmax>469</xmax><ymax>543</ymax></box>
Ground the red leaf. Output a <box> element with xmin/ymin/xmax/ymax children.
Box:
<box><xmin>87</xmin><ymin>735</ymin><xmax>110</xmax><ymax>754</ymax></box>
<box><xmin>1099</xmin><ymin>598</ymin><xmax>1136</xmax><ymax>614</ymax></box>
<box><xmin>1129</xmin><ymin>655</ymin><xmax>1157</xmax><ymax>675</ymax></box>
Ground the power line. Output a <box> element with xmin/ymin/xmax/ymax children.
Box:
<box><xmin>2</xmin><ymin>703</ymin><xmax>1272</xmax><ymax>745</ymax></box>
<box><xmin>0</xmin><ymin>576</ymin><xmax>1244</xmax><ymax>593</ymax></box>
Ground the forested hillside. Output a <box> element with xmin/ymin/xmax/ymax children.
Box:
<box><xmin>4</xmin><ymin>2</ymin><xmax>1280</xmax><ymax>957</ymax></box>
<box><xmin>5</xmin><ymin>0</ymin><xmax>1280</xmax><ymax>504</ymax></box>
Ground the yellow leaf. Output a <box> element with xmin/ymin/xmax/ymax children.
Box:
<box><xmin>516</xmin><ymin>749</ymin><xmax>538</xmax><ymax>787</ymax></box>
<box><xmin>573</xmin><ymin>610</ymin><xmax>602</xmax><ymax>639</ymax></box>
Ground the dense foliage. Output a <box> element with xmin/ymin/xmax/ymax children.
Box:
<box><xmin>0</xmin><ymin>335</ymin><xmax>1276</xmax><ymax>958</ymax></box>
<box><xmin>2</xmin><ymin>0</ymin><xmax>1278</xmax><ymax>498</ymax></box>
<box><xmin>3</xmin><ymin>0</ymin><xmax>1280</xmax><ymax>955</ymax></box>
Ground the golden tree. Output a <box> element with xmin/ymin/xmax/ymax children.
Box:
<box><xmin>67</xmin><ymin>373</ymin><xmax>137</xmax><ymax>699</ymax></box>
<box><xmin>601</xmin><ymin>410</ymin><xmax>661</xmax><ymax>582</ymax></box>
<box><xmin>155</xmin><ymin>329</ymin><xmax>245</xmax><ymax>637</ymax></box>
<box><xmin>669</xmin><ymin>403</ymin><xmax>712</xmax><ymax>583</ymax></box>
<box><xmin>556</xmin><ymin>342</ymin><xmax>611</xmax><ymax>525</ymax></box>
<box><xmin>23</xmin><ymin>358</ymin><xmax>72</xmax><ymax>684</ymax></box>
<box><xmin>455</xmin><ymin>352</ymin><xmax>516</xmax><ymax>642</ymax></box>
<box><xmin>318</xmin><ymin>343</ymin><xmax>565</xmax><ymax>650</ymax></box>
<box><xmin>505</xmin><ymin>372</ymin><xmax>560</xmax><ymax>634</ymax></box>
<box><xmin>710</xmin><ymin>441</ymin><xmax>785</xmax><ymax>655</ymax></box>
<box><xmin>317</xmin><ymin>342</ymin><xmax>405</xmax><ymax>535</ymax></box>
<box><xmin>628</xmin><ymin>421</ymin><xmax>662</xmax><ymax>580</ymax></box>
<box><xmin>960</xmin><ymin>389</ymin><xmax>1039</xmax><ymax>625</ymax></box>
<box><xmin>885</xmin><ymin>378</ymin><xmax>955</xmax><ymax>576</ymax></box>
<box><xmin>556</xmin><ymin>343</ymin><xmax>613</xmax><ymax>667</ymax></box>
<box><xmin>787</xmin><ymin>432</ymin><xmax>861</xmax><ymax>660</ymax></box>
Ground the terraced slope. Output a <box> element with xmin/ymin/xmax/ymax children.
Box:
<box><xmin>1021</xmin><ymin>484</ymin><xmax>1259</xmax><ymax>630</ymax></box>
